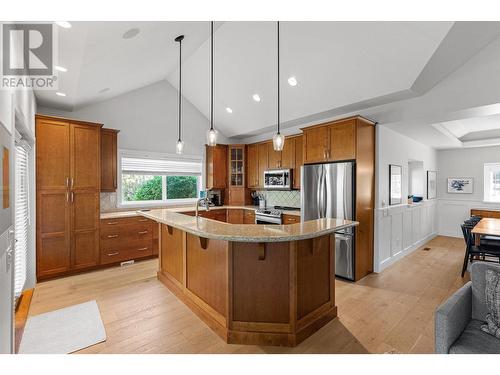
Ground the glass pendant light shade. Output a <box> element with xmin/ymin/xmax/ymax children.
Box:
<box><xmin>176</xmin><ymin>139</ymin><xmax>184</xmax><ymax>154</ymax></box>
<box><xmin>272</xmin><ymin>132</ymin><xmax>285</xmax><ymax>151</ymax></box>
<box><xmin>206</xmin><ymin>128</ymin><xmax>218</xmax><ymax>146</ymax></box>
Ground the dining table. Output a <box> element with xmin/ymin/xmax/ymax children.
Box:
<box><xmin>471</xmin><ymin>217</ymin><xmax>500</xmax><ymax>245</ymax></box>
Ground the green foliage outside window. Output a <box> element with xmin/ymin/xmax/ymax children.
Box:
<box><xmin>166</xmin><ymin>176</ymin><xmax>198</xmax><ymax>199</ymax></box>
<box><xmin>123</xmin><ymin>174</ymin><xmax>198</xmax><ymax>202</ymax></box>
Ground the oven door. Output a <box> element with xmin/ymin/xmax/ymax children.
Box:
<box><xmin>255</xmin><ymin>215</ymin><xmax>282</xmax><ymax>225</ymax></box>
<box><xmin>264</xmin><ymin>169</ymin><xmax>291</xmax><ymax>190</ymax></box>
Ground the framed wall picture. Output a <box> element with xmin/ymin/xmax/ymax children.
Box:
<box><xmin>389</xmin><ymin>164</ymin><xmax>403</xmax><ymax>205</ymax></box>
<box><xmin>447</xmin><ymin>177</ymin><xmax>473</xmax><ymax>194</ymax></box>
<box><xmin>427</xmin><ymin>171</ymin><xmax>437</xmax><ymax>200</ymax></box>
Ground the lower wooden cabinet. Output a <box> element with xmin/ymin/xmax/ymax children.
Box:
<box><xmin>282</xmin><ymin>214</ymin><xmax>300</xmax><ymax>225</ymax></box>
<box><xmin>243</xmin><ymin>209</ymin><xmax>255</xmax><ymax>224</ymax></box>
<box><xmin>227</xmin><ymin>209</ymin><xmax>244</xmax><ymax>224</ymax></box>
<box><xmin>100</xmin><ymin>216</ymin><xmax>158</xmax><ymax>265</ymax></box>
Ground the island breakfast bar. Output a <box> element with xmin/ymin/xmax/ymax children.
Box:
<box><xmin>139</xmin><ymin>207</ymin><xmax>358</xmax><ymax>347</ymax></box>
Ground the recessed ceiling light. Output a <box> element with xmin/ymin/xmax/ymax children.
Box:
<box><xmin>54</xmin><ymin>65</ymin><xmax>67</xmax><ymax>72</ymax></box>
<box><xmin>288</xmin><ymin>76</ymin><xmax>297</xmax><ymax>86</ymax></box>
<box><xmin>56</xmin><ymin>92</ymin><xmax>66</xmax><ymax>97</ymax></box>
<box><xmin>252</xmin><ymin>94</ymin><xmax>261</xmax><ymax>102</ymax></box>
<box><xmin>55</xmin><ymin>21</ymin><xmax>72</xmax><ymax>29</ymax></box>
<box><xmin>225</xmin><ymin>107</ymin><xmax>233</xmax><ymax>113</ymax></box>
<box><xmin>122</xmin><ymin>28</ymin><xmax>140</xmax><ymax>39</ymax></box>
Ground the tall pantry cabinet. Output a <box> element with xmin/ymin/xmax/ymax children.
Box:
<box><xmin>36</xmin><ymin>115</ymin><xmax>101</xmax><ymax>279</ymax></box>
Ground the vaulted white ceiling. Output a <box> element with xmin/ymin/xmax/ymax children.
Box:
<box><xmin>36</xmin><ymin>21</ymin><xmax>456</xmax><ymax>139</ymax></box>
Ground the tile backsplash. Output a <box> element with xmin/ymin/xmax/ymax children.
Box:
<box><xmin>100</xmin><ymin>192</ymin><xmax>118</xmax><ymax>211</ymax></box>
<box><xmin>100</xmin><ymin>190</ymin><xmax>302</xmax><ymax>212</ymax></box>
<box><xmin>258</xmin><ymin>190</ymin><xmax>301</xmax><ymax>208</ymax></box>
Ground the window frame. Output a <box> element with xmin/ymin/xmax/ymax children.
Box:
<box><xmin>117</xmin><ymin>149</ymin><xmax>204</xmax><ymax>208</ymax></box>
<box><xmin>483</xmin><ymin>162</ymin><xmax>500</xmax><ymax>203</ymax></box>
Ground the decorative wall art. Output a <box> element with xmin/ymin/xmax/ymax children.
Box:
<box><xmin>447</xmin><ymin>177</ymin><xmax>473</xmax><ymax>194</ymax></box>
<box><xmin>427</xmin><ymin>171</ymin><xmax>437</xmax><ymax>199</ymax></box>
<box><xmin>389</xmin><ymin>164</ymin><xmax>403</xmax><ymax>205</ymax></box>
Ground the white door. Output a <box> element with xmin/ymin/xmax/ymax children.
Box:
<box><xmin>0</xmin><ymin>123</ymin><xmax>14</xmax><ymax>354</ymax></box>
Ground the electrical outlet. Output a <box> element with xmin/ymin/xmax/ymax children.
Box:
<box><xmin>121</xmin><ymin>260</ymin><xmax>135</xmax><ymax>266</ymax></box>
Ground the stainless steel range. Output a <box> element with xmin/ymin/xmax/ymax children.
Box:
<box><xmin>255</xmin><ymin>208</ymin><xmax>282</xmax><ymax>225</ymax></box>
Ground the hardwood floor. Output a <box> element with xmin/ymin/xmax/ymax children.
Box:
<box><xmin>28</xmin><ymin>235</ymin><xmax>469</xmax><ymax>354</ymax></box>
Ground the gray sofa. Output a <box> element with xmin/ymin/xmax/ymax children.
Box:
<box><xmin>435</xmin><ymin>262</ymin><xmax>500</xmax><ymax>353</ymax></box>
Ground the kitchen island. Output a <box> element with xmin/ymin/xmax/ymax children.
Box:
<box><xmin>139</xmin><ymin>207</ymin><xmax>358</xmax><ymax>347</ymax></box>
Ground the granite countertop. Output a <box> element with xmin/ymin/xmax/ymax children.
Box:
<box><xmin>138</xmin><ymin>207</ymin><xmax>357</xmax><ymax>243</ymax></box>
<box><xmin>100</xmin><ymin>205</ymin><xmax>301</xmax><ymax>220</ymax></box>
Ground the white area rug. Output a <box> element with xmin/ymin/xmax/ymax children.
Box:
<box><xmin>19</xmin><ymin>300</ymin><xmax>106</xmax><ymax>354</ymax></box>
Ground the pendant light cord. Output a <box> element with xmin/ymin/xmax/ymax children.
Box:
<box><xmin>210</xmin><ymin>21</ymin><xmax>214</xmax><ymax>131</ymax></box>
<box><xmin>277</xmin><ymin>21</ymin><xmax>280</xmax><ymax>135</ymax></box>
<box><xmin>178</xmin><ymin>36</ymin><xmax>182</xmax><ymax>142</ymax></box>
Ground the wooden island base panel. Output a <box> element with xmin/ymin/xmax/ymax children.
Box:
<box><xmin>156</xmin><ymin>225</ymin><xmax>336</xmax><ymax>346</ymax></box>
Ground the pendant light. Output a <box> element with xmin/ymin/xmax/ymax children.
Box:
<box><xmin>206</xmin><ymin>21</ymin><xmax>218</xmax><ymax>146</ymax></box>
<box><xmin>272</xmin><ymin>21</ymin><xmax>285</xmax><ymax>151</ymax></box>
<box><xmin>175</xmin><ymin>34</ymin><xmax>185</xmax><ymax>154</ymax></box>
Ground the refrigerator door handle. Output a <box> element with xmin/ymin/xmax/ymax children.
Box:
<box><xmin>317</xmin><ymin>167</ymin><xmax>324</xmax><ymax>218</ymax></box>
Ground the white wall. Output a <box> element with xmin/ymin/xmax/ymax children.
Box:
<box><xmin>437</xmin><ymin>145</ymin><xmax>500</xmax><ymax>237</ymax></box>
<box><xmin>375</xmin><ymin>126</ymin><xmax>438</xmax><ymax>272</ymax></box>
<box><xmin>38</xmin><ymin>80</ymin><xmax>231</xmax><ymax>156</ymax></box>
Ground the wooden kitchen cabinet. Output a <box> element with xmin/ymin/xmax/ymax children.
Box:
<box><xmin>303</xmin><ymin>125</ymin><xmax>329</xmax><ymax>164</ymax></box>
<box><xmin>227</xmin><ymin>209</ymin><xmax>244</xmax><ymax>224</ymax></box>
<box><xmin>206</xmin><ymin>144</ymin><xmax>228</xmax><ymax>189</ymax></box>
<box><xmin>257</xmin><ymin>143</ymin><xmax>268</xmax><ymax>188</ymax></box>
<box><xmin>243</xmin><ymin>209</ymin><xmax>255</xmax><ymax>224</ymax></box>
<box><xmin>281</xmin><ymin>137</ymin><xmax>296</xmax><ymax>169</ymax></box>
<box><xmin>302</xmin><ymin>118</ymin><xmax>357</xmax><ymax>164</ymax></box>
<box><xmin>246</xmin><ymin>144</ymin><xmax>259</xmax><ymax>189</ymax></box>
<box><xmin>267</xmin><ymin>137</ymin><xmax>295</xmax><ymax>170</ymax></box>
<box><xmin>36</xmin><ymin>115</ymin><xmax>102</xmax><ymax>279</ymax></box>
<box><xmin>100</xmin><ymin>128</ymin><xmax>119</xmax><ymax>192</ymax></box>
<box><xmin>100</xmin><ymin>216</ymin><xmax>156</xmax><ymax>265</ymax></box>
<box><xmin>282</xmin><ymin>214</ymin><xmax>300</xmax><ymax>225</ymax></box>
<box><xmin>227</xmin><ymin>187</ymin><xmax>248</xmax><ymax>205</ymax></box>
<box><xmin>330</xmin><ymin>120</ymin><xmax>356</xmax><ymax>161</ymax></box>
<box><xmin>267</xmin><ymin>141</ymin><xmax>281</xmax><ymax>169</ymax></box>
<box><xmin>294</xmin><ymin>135</ymin><xmax>303</xmax><ymax>189</ymax></box>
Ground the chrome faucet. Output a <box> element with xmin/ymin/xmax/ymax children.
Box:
<box><xmin>195</xmin><ymin>190</ymin><xmax>210</xmax><ymax>218</ymax></box>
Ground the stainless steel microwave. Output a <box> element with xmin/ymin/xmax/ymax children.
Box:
<box><xmin>264</xmin><ymin>169</ymin><xmax>292</xmax><ymax>190</ymax></box>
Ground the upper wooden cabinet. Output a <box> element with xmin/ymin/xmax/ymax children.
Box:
<box><xmin>36</xmin><ymin>117</ymin><xmax>71</xmax><ymax>190</ymax></box>
<box><xmin>205</xmin><ymin>144</ymin><xmax>228</xmax><ymax>189</ymax></box>
<box><xmin>281</xmin><ymin>137</ymin><xmax>296</xmax><ymax>169</ymax></box>
<box><xmin>257</xmin><ymin>143</ymin><xmax>268</xmax><ymax>188</ymax></box>
<box><xmin>302</xmin><ymin>125</ymin><xmax>329</xmax><ymax>164</ymax></box>
<box><xmin>246</xmin><ymin>144</ymin><xmax>259</xmax><ymax>189</ymax></box>
<box><xmin>36</xmin><ymin>115</ymin><xmax>102</xmax><ymax>279</ymax></box>
<box><xmin>330</xmin><ymin>119</ymin><xmax>356</xmax><ymax>161</ymax></box>
<box><xmin>100</xmin><ymin>128</ymin><xmax>119</xmax><ymax>192</ymax></box>
<box><xmin>293</xmin><ymin>135</ymin><xmax>303</xmax><ymax>189</ymax></box>
<box><xmin>302</xmin><ymin>118</ymin><xmax>359</xmax><ymax>164</ymax></box>
<box><xmin>267</xmin><ymin>142</ymin><xmax>281</xmax><ymax>169</ymax></box>
<box><xmin>228</xmin><ymin>145</ymin><xmax>245</xmax><ymax>187</ymax></box>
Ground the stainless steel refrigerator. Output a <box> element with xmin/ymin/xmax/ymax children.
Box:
<box><xmin>301</xmin><ymin>162</ymin><xmax>355</xmax><ymax>280</ymax></box>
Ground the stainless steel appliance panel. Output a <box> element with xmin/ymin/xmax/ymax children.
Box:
<box><xmin>301</xmin><ymin>161</ymin><xmax>356</xmax><ymax>280</ymax></box>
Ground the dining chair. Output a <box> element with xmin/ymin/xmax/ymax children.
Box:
<box><xmin>461</xmin><ymin>221</ymin><xmax>500</xmax><ymax>277</ymax></box>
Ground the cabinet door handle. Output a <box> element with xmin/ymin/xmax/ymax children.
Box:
<box><xmin>71</xmin><ymin>192</ymin><xmax>74</xmax><ymax>203</ymax></box>
<box><xmin>137</xmin><ymin>247</ymin><xmax>148</xmax><ymax>251</ymax></box>
<box><xmin>66</xmin><ymin>177</ymin><xmax>70</xmax><ymax>187</ymax></box>
<box><xmin>138</xmin><ymin>219</ymin><xmax>148</xmax><ymax>222</ymax></box>
<box><xmin>107</xmin><ymin>234</ymin><xmax>118</xmax><ymax>238</ymax></box>
<box><xmin>107</xmin><ymin>252</ymin><xmax>119</xmax><ymax>256</ymax></box>
<box><xmin>71</xmin><ymin>178</ymin><xmax>74</xmax><ymax>188</ymax></box>
<box><xmin>138</xmin><ymin>231</ymin><xmax>148</xmax><ymax>235</ymax></box>
<box><xmin>107</xmin><ymin>221</ymin><xmax>119</xmax><ymax>225</ymax></box>
<box><xmin>66</xmin><ymin>192</ymin><xmax>69</xmax><ymax>202</ymax></box>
